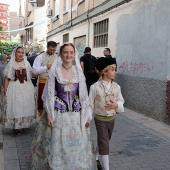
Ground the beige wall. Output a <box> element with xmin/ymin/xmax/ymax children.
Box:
<box><xmin>33</xmin><ymin>6</ymin><xmax>47</xmax><ymax>43</ymax></box>
<box><xmin>47</xmin><ymin>0</ymin><xmax>98</xmax><ymax>33</ymax></box>
<box><xmin>47</xmin><ymin>0</ymin><xmax>158</xmax><ymax>58</ymax></box>
<box><xmin>10</xmin><ymin>12</ymin><xmax>20</xmax><ymax>37</ymax></box>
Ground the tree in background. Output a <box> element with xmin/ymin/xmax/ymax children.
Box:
<box><xmin>0</xmin><ymin>41</ymin><xmax>20</xmax><ymax>54</ymax></box>
<box><xmin>0</xmin><ymin>21</ymin><xmax>2</xmax><ymax>31</ymax></box>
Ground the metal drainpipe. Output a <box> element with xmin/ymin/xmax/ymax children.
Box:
<box><xmin>71</xmin><ymin>0</ymin><xmax>73</xmax><ymax>27</ymax></box>
<box><xmin>86</xmin><ymin>1</ymin><xmax>90</xmax><ymax>47</ymax></box>
<box><xmin>87</xmin><ymin>12</ymin><xmax>90</xmax><ymax>47</ymax></box>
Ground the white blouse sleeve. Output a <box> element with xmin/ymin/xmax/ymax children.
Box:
<box><xmin>89</xmin><ymin>84</ymin><xmax>96</xmax><ymax>119</ymax></box>
<box><xmin>33</xmin><ymin>54</ymin><xmax>47</xmax><ymax>74</ymax></box>
<box><xmin>116</xmin><ymin>85</ymin><xmax>124</xmax><ymax>113</ymax></box>
<box><xmin>3</xmin><ymin>62</ymin><xmax>9</xmax><ymax>77</ymax></box>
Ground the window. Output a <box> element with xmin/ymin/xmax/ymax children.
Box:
<box><xmin>55</xmin><ymin>0</ymin><xmax>60</xmax><ymax>17</ymax></box>
<box><xmin>63</xmin><ymin>0</ymin><xmax>69</xmax><ymax>13</ymax></box>
<box><xmin>1</xmin><ymin>13</ymin><xmax>3</xmax><ymax>16</ymax></box>
<box><xmin>94</xmin><ymin>19</ymin><xmax>109</xmax><ymax>48</ymax></box>
<box><xmin>63</xmin><ymin>33</ymin><xmax>69</xmax><ymax>43</ymax></box>
<box><xmin>0</xmin><ymin>6</ymin><xmax>3</xmax><ymax>9</ymax></box>
<box><xmin>74</xmin><ymin>35</ymin><xmax>86</xmax><ymax>58</ymax></box>
<box><xmin>77</xmin><ymin>0</ymin><xmax>85</xmax><ymax>16</ymax></box>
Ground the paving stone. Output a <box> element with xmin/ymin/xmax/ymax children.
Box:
<box><xmin>4</xmin><ymin>160</ymin><xmax>20</xmax><ymax>170</ymax></box>
<box><xmin>4</xmin><ymin>148</ymin><xmax>18</xmax><ymax>160</ymax></box>
<box><xmin>2</xmin><ymin>114</ymin><xmax>170</xmax><ymax>170</ymax></box>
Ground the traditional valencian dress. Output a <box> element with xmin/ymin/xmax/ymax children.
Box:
<box><xmin>28</xmin><ymin>55</ymin><xmax>96</xmax><ymax>170</ymax></box>
<box><xmin>2</xmin><ymin>47</ymin><xmax>39</xmax><ymax>129</ymax></box>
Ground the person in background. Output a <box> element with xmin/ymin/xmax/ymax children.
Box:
<box><xmin>27</xmin><ymin>52</ymin><xmax>37</xmax><ymax>86</ymax></box>
<box><xmin>89</xmin><ymin>57</ymin><xmax>124</xmax><ymax>170</ymax></box>
<box><xmin>103</xmin><ymin>48</ymin><xmax>117</xmax><ymax>71</ymax></box>
<box><xmin>0</xmin><ymin>54</ymin><xmax>8</xmax><ymax>121</ymax></box>
<box><xmin>33</xmin><ymin>41</ymin><xmax>57</xmax><ymax>115</ymax></box>
<box><xmin>7</xmin><ymin>54</ymin><xmax>11</xmax><ymax>62</ymax></box>
<box><xmin>80</xmin><ymin>47</ymin><xmax>99</xmax><ymax>94</ymax></box>
<box><xmin>0</xmin><ymin>54</ymin><xmax>8</xmax><ymax>87</ymax></box>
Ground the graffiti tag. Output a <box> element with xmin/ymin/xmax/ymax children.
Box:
<box><xmin>119</xmin><ymin>60</ymin><xmax>163</xmax><ymax>75</ymax></box>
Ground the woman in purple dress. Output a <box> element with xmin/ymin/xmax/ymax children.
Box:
<box><xmin>29</xmin><ymin>43</ymin><xmax>96</xmax><ymax>170</ymax></box>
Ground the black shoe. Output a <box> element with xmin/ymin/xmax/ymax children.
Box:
<box><xmin>96</xmin><ymin>160</ymin><xmax>103</xmax><ymax>170</ymax></box>
<box><xmin>14</xmin><ymin>129</ymin><xmax>22</xmax><ymax>135</ymax></box>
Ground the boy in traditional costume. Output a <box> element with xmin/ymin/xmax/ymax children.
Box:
<box><xmin>89</xmin><ymin>57</ymin><xmax>124</xmax><ymax>170</ymax></box>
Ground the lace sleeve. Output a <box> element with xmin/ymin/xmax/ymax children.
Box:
<box><xmin>42</xmin><ymin>70</ymin><xmax>55</xmax><ymax>121</ymax></box>
<box><xmin>76</xmin><ymin>66</ymin><xmax>91</xmax><ymax>131</ymax></box>
<box><xmin>3</xmin><ymin>63</ymin><xmax>9</xmax><ymax>77</ymax></box>
<box><xmin>3</xmin><ymin>62</ymin><xmax>15</xmax><ymax>80</ymax></box>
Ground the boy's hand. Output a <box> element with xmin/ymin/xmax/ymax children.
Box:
<box><xmin>47</xmin><ymin>114</ymin><xmax>54</xmax><ymax>127</ymax></box>
<box><xmin>85</xmin><ymin>117</ymin><xmax>90</xmax><ymax>128</ymax></box>
<box><xmin>104</xmin><ymin>100</ymin><xmax>118</xmax><ymax>111</ymax></box>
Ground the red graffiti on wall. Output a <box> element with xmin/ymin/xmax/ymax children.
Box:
<box><xmin>119</xmin><ymin>60</ymin><xmax>163</xmax><ymax>75</ymax></box>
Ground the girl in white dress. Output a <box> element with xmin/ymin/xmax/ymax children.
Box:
<box><xmin>28</xmin><ymin>43</ymin><xmax>96</xmax><ymax>170</ymax></box>
<box><xmin>3</xmin><ymin>46</ymin><xmax>39</xmax><ymax>135</ymax></box>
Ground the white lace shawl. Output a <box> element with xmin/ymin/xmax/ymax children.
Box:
<box><xmin>4</xmin><ymin>46</ymin><xmax>32</xmax><ymax>82</ymax></box>
<box><xmin>42</xmin><ymin>53</ymin><xmax>90</xmax><ymax>131</ymax></box>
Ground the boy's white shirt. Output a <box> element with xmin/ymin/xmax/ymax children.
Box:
<box><xmin>89</xmin><ymin>80</ymin><xmax>124</xmax><ymax>116</ymax></box>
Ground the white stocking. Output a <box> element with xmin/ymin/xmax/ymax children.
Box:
<box><xmin>95</xmin><ymin>146</ymin><xmax>99</xmax><ymax>160</ymax></box>
<box><xmin>101</xmin><ymin>155</ymin><xmax>109</xmax><ymax>170</ymax></box>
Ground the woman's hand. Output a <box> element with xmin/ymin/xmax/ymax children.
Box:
<box><xmin>85</xmin><ymin>117</ymin><xmax>90</xmax><ymax>128</ymax></box>
<box><xmin>47</xmin><ymin>114</ymin><xmax>54</xmax><ymax>127</ymax></box>
<box><xmin>104</xmin><ymin>100</ymin><xmax>118</xmax><ymax>111</ymax></box>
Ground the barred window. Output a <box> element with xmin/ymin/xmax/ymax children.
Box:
<box><xmin>94</xmin><ymin>19</ymin><xmax>109</xmax><ymax>48</ymax></box>
<box><xmin>63</xmin><ymin>33</ymin><xmax>69</xmax><ymax>43</ymax></box>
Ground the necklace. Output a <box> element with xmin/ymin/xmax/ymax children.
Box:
<box><xmin>101</xmin><ymin>81</ymin><xmax>112</xmax><ymax>104</ymax></box>
<box><xmin>15</xmin><ymin>59</ymin><xmax>23</xmax><ymax>62</ymax></box>
<box><xmin>15</xmin><ymin>59</ymin><xmax>24</xmax><ymax>74</ymax></box>
<box><xmin>62</xmin><ymin>64</ymin><xmax>72</xmax><ymax>72</ymax></box>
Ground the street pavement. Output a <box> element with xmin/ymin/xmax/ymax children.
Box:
<box><xmin>1</xmin><ymin>108</ymin><xmax>170</xmax><ymax>170</ymax></box>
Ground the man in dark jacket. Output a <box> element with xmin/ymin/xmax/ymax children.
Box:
<box><xmin>104</xmin><ymin>48</ymin><xmax>117</xmax><ymax>71</ymax></box>
<box><xmin>80</xmin><ymin>47</ymin><xmax>99</xmax><ymax>94</ymax></box>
